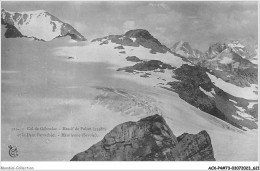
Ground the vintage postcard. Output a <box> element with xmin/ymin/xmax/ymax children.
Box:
<box><xmin>1</xmin><ymin>1</ymin><xmax>259</xmax><ymax>170</ymax></box>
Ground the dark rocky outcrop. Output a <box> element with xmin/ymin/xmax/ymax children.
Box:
<box><xmin>2</xmin><ymin>24</ymin><xmax>23</xmax><ymax>38</ymax></box>
<box><xmin>71</xmin><ymin>114</ymin><xmax>215</xmax><ymax>161</ymax></box>
<box><xmin>126</xmin><ymin>56</ymin><xmax>142</xmax><ymax>62</ymax></box>
<box><xmin>174</xmin><ymin>130</ymin><xmax>215</xmax><ymax>161</ymax></box>
<box><xmin>117</xmin><ymin>60</ymin><xmax>175</xmax><ymax>73</ymax></box>
<box><xmin>124</xmin><ymin>29</ymin><xmax>170</xmax><ymax>54</ymax></box>
<box><xmin>167</xmin><ymin>65</ymin><xmax>228</xmax><ymax>122</ymax></box>
<box><xmin>166</xmin><ymin>64</ymin><xmax>257</xmax><ymax>130</ymax></box>
<box><xmin>60</xmin><ymin>23</ymin><xmax>87</xmax><ymax>41</ymax></box>
<box><xmin>201</xmin><ymin>49</ymin><xmax>257</xmax><ymax>87</ymax></box>
<box><xmin>114</xmin><ymin>45</ymin><xmax>124</xmax><ymax>49</ymax></box>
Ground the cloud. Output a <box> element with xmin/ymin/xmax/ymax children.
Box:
<box><xmin>122</xmin><ymin>20</ymin><xmax>137</xmax><ymax>33</ymax></box>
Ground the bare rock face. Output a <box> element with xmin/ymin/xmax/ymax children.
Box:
<box><xmin>118</xmin><ymin>60</ymin><xmax>175</xmax><ymax>73</ymax></box>
<box><xmin>71</xmin><ymin>114</ymin><xmax>215</xmax><ymax>161</ymax></box>
<box><xmin>166</xmin><ymin>64</ymin><xmax>257</xmax><ymax>130</ymax></box>
<box><xmin>174</xmin><ymin>131</ymin><xmax>215</xmax><ymax>161</ymax></box>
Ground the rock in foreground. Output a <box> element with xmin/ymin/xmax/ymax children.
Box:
<box><xmin>71</xmin><ymin>114</ymin><xmax>215</xmax><ymax>161</ymax></box>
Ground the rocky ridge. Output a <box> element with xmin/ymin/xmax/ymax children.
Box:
<box><xmin>71</xmin><ymin>114</ymin><xmax>215</xmax><ymax>161</ymax></box>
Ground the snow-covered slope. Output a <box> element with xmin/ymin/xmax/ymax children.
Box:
<box><xmin>1</xmin><ymin>8</ymin><xmax>86</xmax><ymax>41</ymax></box>
<box><xmin>206</xmin><ymin>72</ymin><xmax>258</xmax><ymax>100</ymax></box>
<box><xmin>54</xmin><ymin>30</ymin><xmax>188</xmax><ymax>89</ymax></box>
<box><xmin>55</xmin><ymin>40</ymin><xmax>187</xmax><ymax>68</ymax></box>
<box><xmin>55</xmin><ymin>29</ymin><xmax>188</xmax><ymax>69</ymax></box>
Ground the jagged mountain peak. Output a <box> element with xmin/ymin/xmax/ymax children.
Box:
<box><xmin>182</xmin><ymin>41</ymin><xmax>191</xmax><ymax>47</ymax></box>
<box><xmin>1</xmin><ymin>8</ymin><xmax>86</xmax><ymax>41</ymax></box>
<box><xmin>208</xmin><ymin>40</ymin><xmax>251</xmax><ymax>53</ymax></box>
<box><xmin>209</xmin><ymin>40</ymin><xmax>246</xmax><ymax>49</ymax></box>
<box><xmin>173</xmin><ymin>40</ymin><xmax>190</xmax><ymax>46</ymax></box>
<box><xmin>172</xmin><ymin>41</ymin><xmax>193</xmax><ymax>52</ymax></box>
<box><xmin>206</xmin><ymin>40</ymin><xmax>257</xmax><ymax>62</ymax></box>
<box><xmin>228</xmin><ymin>40</ymin><xmax>243</xmax><ymax>45</ymax></box>
<box><xmin>171</xmin><ymin>40</ymin><xmax>203</xmax><ymax>60</ymax></box>
<box><xmin>124</xmin><ymin>29</ymin><xmax>154</xmax><ymax>40</ymax></box>
<box><xmin>208</xmin><ymin>42</ymin><xmax>227</xmax><ymax>53</ymax></box>
<box><xmin>226</xmin><ymin>40</ymin><xmax>248</xmax><ymax>52</ymax></box>
<box><xmin>177</xmin><ymin>40</ymin><xmax>190</xmax><ymax>46</ymax></box>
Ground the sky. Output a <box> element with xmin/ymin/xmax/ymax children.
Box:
<box><xmin>1</xmin><ymin>1</ymin><xmax>258</xmax><ymax>51</ymax></box>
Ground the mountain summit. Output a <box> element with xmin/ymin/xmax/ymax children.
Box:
<box><xmin>124</xmin><ymin>29</ymin><xmax>155</xmax><ymax>40</ymax></box>
<box><xmin>171</xmin><ymin>41</ymin><xmax>193</xmax><ymax>56</ymax></box>
<box><xmin>171</xmin><ymin>41</ymin><xmax>204</xmax><ymax>64</ymax></box>
<box><xmin>205</xmin><ymin>40</ymin><xmax>257</xmax><ymax>63</ymax></box>
<box><xmin>92</xmin><ymin>29</ymin><xmax>171</xmax><ymax>54</ymax></box>
<box><xmin>1</xmin><ymin>9</ymin><xmax>87</xmax><ymax>41</ymax></box>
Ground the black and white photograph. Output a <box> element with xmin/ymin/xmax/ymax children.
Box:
<box><xmin>1</xmin><ymin>0</ymin><xmax>259</xmax><ymax>170</ymax></box>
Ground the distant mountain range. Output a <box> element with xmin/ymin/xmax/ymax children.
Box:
<box><xmin>206</xmin><ymin>41</ymin><xmax>257</xmax><ymax>63</ymax></box>
<box><xmin>171</xmin><ymin>39</ymin><xmax>258</xmax><ymax>66</ymax></box>
<box><xmin>1</xmin><ymin>9</ymin><xmax>86</xmax><ymax>41</ymax></box>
